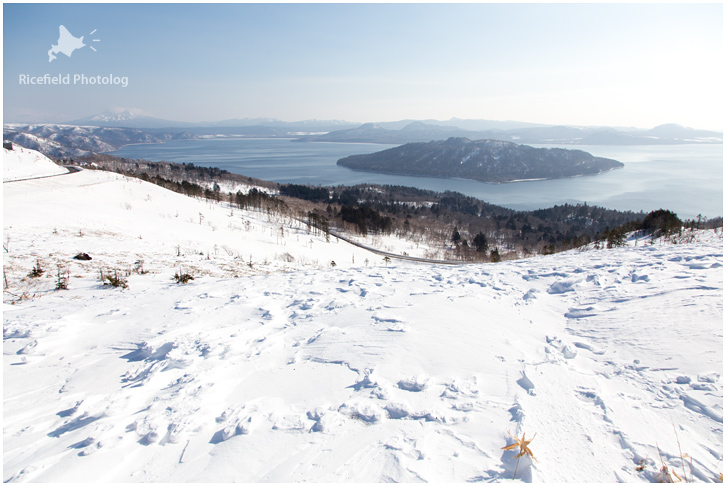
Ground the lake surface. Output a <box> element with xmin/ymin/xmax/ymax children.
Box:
<box><xmin>110</xmin><ymin>138</ymin><xmax>723</xmax><ymax>220</ymax></box>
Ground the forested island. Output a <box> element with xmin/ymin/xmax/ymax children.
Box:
<box><xmin>337</xmin><ymin>137</ymin><xmax>624</xmax><ymax>183</ymax></box>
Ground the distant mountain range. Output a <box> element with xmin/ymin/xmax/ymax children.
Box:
<box><xmin>298</xmin><ymin>122</ymin><xmax>722</xmax><ymax>145</ymax></box>
<box><xmin>337</xmin><ymin>137</ymin><xmax>625</xmax><ymax>183</ymax></box>
<box><xmin>65</xmin><ymin>110</ymin><xmax>360</xmax><ymax>132</ymax></box>
<box><xmin>47</xmin><ymin>110</ymin><xmax>722</xmax><ymax>144</ymax></box>
<box><xmin>63</xmin><ymin>110</ymin><xmax>549</xmax><ymax>132</ymax></box>
<box><xmin>3</xmin><ymin>110</ymin><xmax>722</xmax><ymax>161</ymax></box>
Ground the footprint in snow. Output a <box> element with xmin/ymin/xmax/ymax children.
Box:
<box><xmin>522</xmin><ymin>289</ymin><xmax>538</xmax><ymax>301</ymax></box>
<box><xmin>307</xmin><ymin>408</ymin><xmax>347</xmax><ymax>432</ymax></box>
<box><xmin>630</xmin><ymin>272</ymin><xmax>650</xmax><ymax>283</ymax></box>
<box><xmin>565</xmin><ymin>307</ymin><xmax>600</xmax><ymax>319</ymax></box>
<box><xmin>397</xmin><ymin>376</ymin><xmax>429</xmax><ymax>392</ymax></box>
<box><xmin>575</xmin><ymin>387</ymin><xmax>609</xmax><ymax>419</ymax></box>
<box><xmin>697</xmin><ymin>372</ymin><xmax>720</xmax><ymax>383</ymax></box>
<box><xmin>440</xmin><ymin>378</ymin><xmax>479</xmax><ymax>398</ymax></box>
<box><xmin>547</xmin><ymin>278</ymin><xmax>582</xmax><ymax>294</ymax></box>
<box><xmin>507</xmin><ymin>403</ymin><xmax>524</xmax><ymax>422</ymax></box>
<box><xmin>338</xmin><ymin>402</ymin><xmax>385</xmax><ymax>424</ymax></box>
<box><xmin>383</xmin><ymin>402</ymin><xmax>412</xmax><ymax>420</ymax></box>
<box><xmin>545</xmin><ymin>336</ymin><xmax>577</xmax><ymax>359</ymax></box>
<box><xmin>371</xmin><ymin>314</ymin><xmax>409</xmax><ymax>332</ymax></box>
<box><xmin>57</xmin><ymin>400</ymin><xmax>83</xmax><ymax>418</ymax></box>
<box><xmin>573</xmin><ymin>342</ymin><xmax>606</xmax><ymax>355</ymax></box>
<box><xmin>16</xmin><ymin>340</ymin><xmax>38</xmax><ymax>355</ymax></box>
<box><xmin>516</xmin><ymin>371</ymin><xmax>535</xmax><ymax>395</ymax></box>
<box><xmin>271</xmin><ymin>414</ymin><xmax>307</xmax><ymax>432</ymax></box>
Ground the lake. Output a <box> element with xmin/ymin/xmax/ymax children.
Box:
<box><xmin>109</xmin><ymin>138</ymin><xmax>723</xmax><ymax>220</ymax></box>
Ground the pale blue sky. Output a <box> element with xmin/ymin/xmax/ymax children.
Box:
<box><xmin>3</xmin><ymin>3</ymin><xmax>723</xmax><ymax>129</ymax></box>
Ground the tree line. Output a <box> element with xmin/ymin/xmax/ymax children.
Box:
<box><xmin>69</xmin><ymin>154</ymin><xmax>722</xmax><ymax>262</ymax></box>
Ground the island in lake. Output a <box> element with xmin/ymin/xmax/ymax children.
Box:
<box><xmin>337</xmin><ymin>137</ymin><xmax>624</xmax><ymax>183</ymax></box>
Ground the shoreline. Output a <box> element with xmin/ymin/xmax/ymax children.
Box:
<box><xmin>335</xmin><ymin>164</ymin><xmax>625</xmax><ymax>185</ymax></box>
<box><xmin>108</xmin><ymin>137</ymin><xmax>400</xmax><ymax>154</ymax></box>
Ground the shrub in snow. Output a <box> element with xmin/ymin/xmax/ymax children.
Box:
<box><xmin>55</xmin><ymin>267</ymin><xmax>69</xmax><ymax>290</ymax></box>
<box><xmin>102</xmin><ymin>270</ymin><xmax>128</xmax><ymax>289</ymax></box>
<box><xmin>133</xmin><ymin>259</ymin><xmax>147</xmax><ymax>274</ymax></box>
<box><xmin>27</xmin><ymin>260</ymin><xmax>44</xmax><ymax>278</ymax></box>
<box><xmin>174</xmin><ymin>271</ymin><xmax>194</xmax><ymax>284</ymax></box>
<box><xmin>278</xmin><ymin>252</ymin><xmax>295</xmax><ymax>263</ymax></box>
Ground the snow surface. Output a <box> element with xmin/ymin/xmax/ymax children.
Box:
<box><xmin>3</xmin><ymin>145</ymin><xmax>68</xmax><ymax>182</ymax></box>
<box><xmin>3</xmin><ymin>150</ymin><xmax>723</xmax><ymax>483</ymax></box>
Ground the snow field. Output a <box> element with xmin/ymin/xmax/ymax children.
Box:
<box><xmin>3</xmin><ymin>146</ymin><xmax>723</xmax><ymax>482</ymax></box>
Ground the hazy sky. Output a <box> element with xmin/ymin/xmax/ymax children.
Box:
<box><xmin>3</xmin><ymin>3</ymin><xmax>723</xmax><ymax>129</ymax></box>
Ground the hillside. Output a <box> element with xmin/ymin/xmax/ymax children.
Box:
<box><xmin>337</xmin><ymin>137</ymin><xmax>624</xmax><ymax>183</ymax></box>
<box><xmin>3</xmin><ymin>144</ymin><xmax>68</xmax><ymax>182</ymax></box>
<box><xmin>2</xmin><ymin>124</ymin><xmax>196</xmax><ymax>158</ymax></box>
<box><xmin>3</xmin><ymin>147</ymin><xmax>723</xmax><ymax>482</ymax></box>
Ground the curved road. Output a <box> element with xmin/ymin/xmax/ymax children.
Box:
<box><xmin>3</xmin><ymin>165</ymin><xmax>81</xmax><ymax>183</ymax></box>
<box><xmin>327</xmin><ymin>228</ymin><xmax>480</xmax><ymax>266</ymax></box>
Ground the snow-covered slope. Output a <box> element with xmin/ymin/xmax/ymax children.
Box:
<box><xmin>3</xmin><ymin>145</ymin><xmax>68</xmax><ymax>182</ymax></box>
<box><xmin>3</xmin><ymin>154</ymin><xmax>723</xmax><ymax>482</ymax></box>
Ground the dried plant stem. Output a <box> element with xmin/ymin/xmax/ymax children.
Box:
<box><xmin>672</xmin><ymin>419</ymin><xmax>690</xmax><ymax>482</ymax></box>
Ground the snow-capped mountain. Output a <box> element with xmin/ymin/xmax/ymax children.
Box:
<box><xmin>66</xmin><ymin>110</ymin><xmax>194</xmax><ymax>129</ymax></box>
<box><xmin>3</xmin><ymin>147</ymin><xmax>723</xmax><ymax>482</ymax></box>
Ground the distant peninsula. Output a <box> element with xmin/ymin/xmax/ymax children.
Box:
<box><xmin>336</xmin><ymin>137</ymin><xmax>624</xmax><ymax>183</ymax></box>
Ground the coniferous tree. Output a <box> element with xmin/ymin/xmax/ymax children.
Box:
<box><xmin>473</xmin><ymin>231</ymin><xmax>489</xmax><ymax>252</ymax></box>
<box><xmin>452</xmin><ymin>227</ymin><xmax>461</xmax><ymax>246</ymax></box>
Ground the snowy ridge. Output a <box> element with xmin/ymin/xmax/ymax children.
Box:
<box><xmin>3</xmin><ymin>150</ymin><xmax>723</xmax><ymax>482</ymax></box>
<box><xmin>3</xmin><ymin>145</ymin><xmax>69</xmax><ymax>182</ymax></box>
